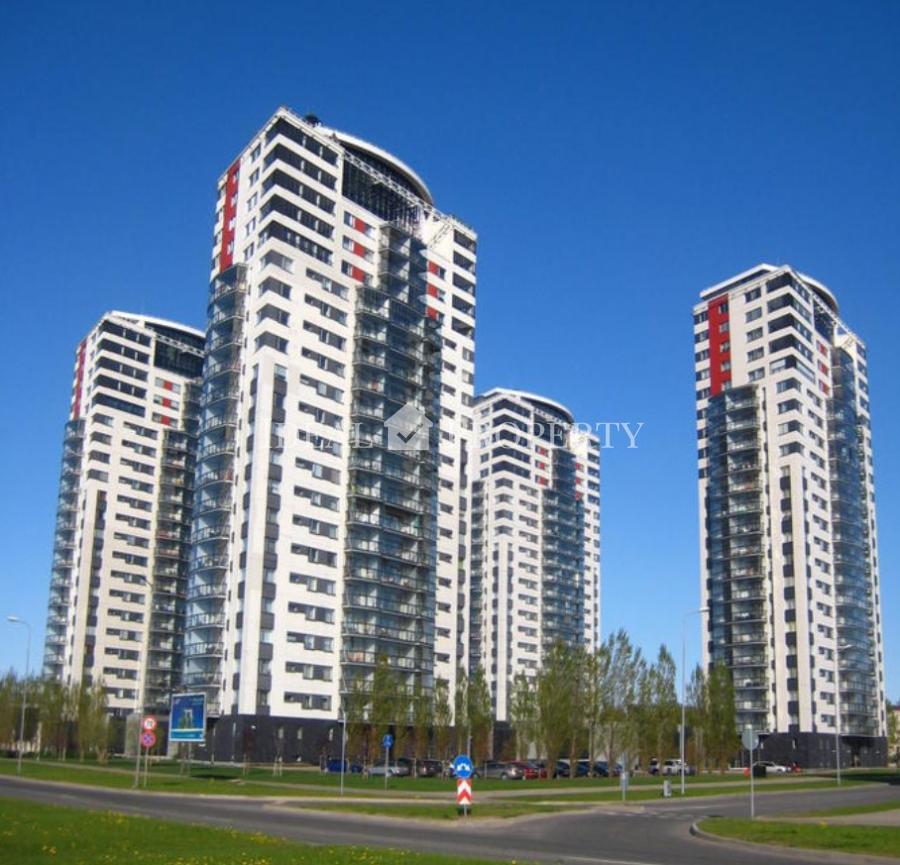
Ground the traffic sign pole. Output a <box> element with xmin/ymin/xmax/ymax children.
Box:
<box><xmin>743</xmin><ymin>725</ymin><xmax>757</xmax><ymax>820</ymax></box>
<box><xmin>382</xmin><ymin>733</ymin><xmax>393</xmax><ymax>792</ymax></box>
<box><xmin>456</xmin><ymin>777</ymin><xmax>473</xmax><ymax>815</ymax></box>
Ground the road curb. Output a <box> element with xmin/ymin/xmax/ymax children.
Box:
<box><xmin>690</xmin><ymin>819</ymin><xmax>900</xmax><ymax>865</ymax></box>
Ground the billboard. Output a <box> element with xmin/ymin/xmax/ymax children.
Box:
<box><xmin>169</xmin><ymin>693</ymin><xmax>206</xmax><ymax>743</ymax></box>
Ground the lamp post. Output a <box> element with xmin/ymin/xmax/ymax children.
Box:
<box><xmin>7</xmin><ymin>616</ymin><xmax>32</xmax><ymax>776</ymax></box>
<box><xmin>339</xmin><ymin>708</ymin><xmax>347</xmax><ymax>797</ymax></box>
<box><xmin>131</xmin><ymin>574</ymin><xmax>151</xmax><ymax>789</ymax></box>
<box><xmin>681</xmin><ymin>607</ymin><xmax>709</xmax><ymax>795</ymax></box>
<box><xmin>835</xmin><ymin>642</ymin><xmax>852</xmax><ymax>786</ymax></box>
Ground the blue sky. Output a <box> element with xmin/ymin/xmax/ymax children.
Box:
<box><xmin>1</xmin><ymin>0</ymin><xmax>898</xmax><ymax>699</ymax></box>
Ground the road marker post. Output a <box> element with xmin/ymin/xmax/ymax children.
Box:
<box><xmin>456</xmin><ymin>777</ymin><xmax>472</xmax><ymax>816</ymax></box>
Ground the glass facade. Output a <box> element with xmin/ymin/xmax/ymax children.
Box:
<box><xmin>184</xmin><ymin>264</ymin><xmax>248</xmax><ymax>713</ymax></box>
<box><xmin>828</xmin><ymin>347</ymin><xmax>880</xmax><ymax>736</ymax></box>
<box><xmin>705</xmin><ymin>384</ymin><xmax>770</xmax><ymax>729</ymax></box>
<box><xmin>341</xmin><ymin>224</ymin><xmax>441</xmax><ymax>697</ymax></box>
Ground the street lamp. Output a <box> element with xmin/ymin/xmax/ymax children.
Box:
<box><xmin>7</xmin><ymin>616</ymin><xmax>32</xmax><ymax>776</ymax></box>
<box><xmin>681</xmin><ymin>606</ymin><xmax>710</xmax><ymax>795</ymax></box>
<box><xmin>131</xmin><ymin>574</ymin><xmax>151</xmax><ymax>789</ymax></box>
<box><xmin>835</xmin><ymin>642</ymin><xmax>852</xmax><ymax>786</ymax></box>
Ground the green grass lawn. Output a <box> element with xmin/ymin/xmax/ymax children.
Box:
<box><xmin>0</xmin><ymin>759</ymin><xmax>341</xmax><ymax>798</ymax></box>
<box><xmin>795</xmin><ymin>800</ymin><xmax>900</xmax><ymax>818</ymax></box>
<box><xmin>699</xmin><ymin>816</ymin><xmax>900</xmax><ymax>858</ymax></box>
<box><xmin>0</xmin><ymin>797</ymin><xmax>525</xmax><ymax>865</ymax></box>
<box><xmin>507</xmin><ymin>778</ymin><xmax>855</xmax><ymax>802</ymax></box>
<box><xmin>289</xmin><ymin>801</ymin><xmax>592</xmax><ymax>820</ymax></box>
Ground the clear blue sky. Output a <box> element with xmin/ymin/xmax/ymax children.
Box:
<box><xmin>1</xmin><ymin>0</ymin><xmax>897</xmax><ymax>699</ymax></box>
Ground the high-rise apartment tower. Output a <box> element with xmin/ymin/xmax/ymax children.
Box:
<box><xmin>695</xmin><ymin>264</ymin><xmax>886</xmax><ymax>767</ymax></box>
<box><xmin>469</xmin><ymin>388</ymin><xmax>601</xmax><ymax>722</ymax></box>
<box><xmin>184</xmin><ymin>108</ymin><xmax>477</xmax><ymax>758</ymax></box>
<box><xmin>44</xmin><ymin>312</ymin><xmax>204</xmax><ymax>717</ymax></box>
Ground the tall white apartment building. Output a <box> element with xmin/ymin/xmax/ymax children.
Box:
<box><xmin>184</xmin><ymin>108</ymin><xmax>476</xmax><ymax>760</ymax></box>
<box><xmin>695</xmin><ymin>264</ymin><xmax>886</xmax><ymax>767</ymax></box>
<box><xmin>44</xmin><ymin>312</ymin><xmax>204</xmax><ymax>720</ymax></box>
<box><xmin>469</xmin><ymin>389</ymin><xmax>600</xmax><ymax>722</ymax></box>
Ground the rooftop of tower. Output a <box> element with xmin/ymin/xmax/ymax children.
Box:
<box><xmin>477</xmin><ymin>387</ymin><xmax>575</xmax><ymax>425</ymax></box>
<box><xmin>700</xmin><ymin>262</ymin><xmax>839</xmax><ymax>315</ymax></box>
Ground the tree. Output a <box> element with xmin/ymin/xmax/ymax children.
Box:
<box><xmin>391</xmin><ymin>685</ymin><xmax>411</xmax><ymax>762</ymax></box>
<box><xmin>454</xmin><ymin>668</ymin><xmax>468</xmax><ymax>753</ymax></box>
<box><xmin>507</xmin><ymin>672</ymin><xmax>536</xmax><ymax>760</ymax></box>
<box><xmin>369</xmin><ymin>655</ymin><xmax>399</xmax><ymax>766</ymax></box>
<box><xmin>705</xmin><ymin>661</ymin><xmax>738</xmax><ymax>771</ymax></box>
<box><xmin>584</xmin><ymin>645</ymin><xmax>610</xmax><ymax>765</ymax></box>
<box><xmin>467</xmin><ymin>667</ymin><xmax>492</xmax><ymax>766</ymax></box>
<box><xmin>432</xmin><ymin>678</ymin><xmax>452</xmax><ymax>761</ymax></box>
<box><xmin>76</xmin><ymin>680</ymin><xmax>110</xmax><ymax>763</ymax></box>
<box><xmin>651</xmin><ymin>646</ymin><xmax>679</xmax><ymax>766</ymax></box>
<box><xmin>598</xmin><ymin>630</ymin><xmax>644</xmax><ymax>773</ymax></box>
<box><xmin>686</xmin><ymin>663</ymin><xmax>708</xmax><ymax>769</ymax></box>
<box><xmin>344</xmin><ymin>676</ymin><xmax>369</xmax><ymax>764</ymax></box>
<box><xmin>566</xmin><ymin>646</ymin><xmax>589</xmax><ymax>771</ymax></box>
<box><xmin>886</xmin><ymin>700</ymin><xmax>899</xmax><ymax>767</ymax></box>
<box><xmin>0</xmin><ymin>671</ymin><xmax>17</xmax><ymax>751</ymax></box>
<box><xmin>412</xmin><ymin>680</ymin><xmax>433</xmax><ymax>768</ymax></box>
<box><xmin>39</xmin><ymin>678</ymin><xmax>77</xmax><ymax>759</ymax></box>
<box><xmin>536</xmin><ymin>642</ymin><xmax>575</xmax><ymax>778</ymax></box>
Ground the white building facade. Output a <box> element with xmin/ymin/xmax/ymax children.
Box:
<box><xmin>184</xmin><ymin>108</ymin><xmax>476</xmax><ymax>759</ymax></box>
<box><xmin>695</xmin><ymin>264</ymin><xmax>886</xmax><ymax>767</ymax></box>
<box><xmin>469</xmin><ymin>389</ymin><xmax>601</xmax><ymax>722</ymax></box>
<box><xmin>44</xmin><ymin>312</ymin><xmax>204</xmax><ymax>718</ymax></box>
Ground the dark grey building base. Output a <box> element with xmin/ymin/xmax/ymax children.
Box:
<box><xmin>187</xmin><ymin>714</ymin><xmax>341</xmax><ymax>766</ymax></box>
<box><xmin>746</xmin><ymin>732</ymin><xmax>886</xmax><ymax>769</ymax></box>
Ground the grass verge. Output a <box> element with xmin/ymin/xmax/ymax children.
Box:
<box><xmin>289</xmin><ymin>801</ymin><xmax>593</xmax><ymax>820</ymax></box>
<box><xmin>795</xmin><ymin>800</ymin><xmax>900</xmax><ymax>818</ymax></box>
<box><xmin>0</xmin><ymin>797</ymin><xmax>523</xmax><ymax>865</ymax></box>
<box><xmin>698</xmin><ymin>816</ymin><xmax>900</xmax><ymax>858</ymax></box>
<box><xmin>0</xmin><ymin>759</ymin><xmax>340</xmax><ymax>798</ymax></box>
<box><xmin>508</xmin><ymin>779</ymin><xmax>856</xmax><ymax>802</ymax></box>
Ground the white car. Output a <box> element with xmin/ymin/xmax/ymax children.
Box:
<box><xmin>754</xmin><ymin>760</ymin><xmax>789</xmax><ymax>774</ymax></box>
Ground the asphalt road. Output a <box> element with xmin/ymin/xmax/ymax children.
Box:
<box><xmin>2</xmin><ymin>774</ymin><xmax>898</xmax><ymax>865</ymax></box>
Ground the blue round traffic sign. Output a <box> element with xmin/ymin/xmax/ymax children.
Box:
<box><xmin>453</xmin><ymin>754</ymin><xmax>473</xmax><ymax>779</ymax></box>
<box><xmin>382</xmin><ymin>733</ymin><xmax>394</xmax><ymax>750</ymax></box>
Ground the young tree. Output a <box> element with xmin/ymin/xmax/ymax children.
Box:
<box><xmin>412</xmin><ymin>680</ymin><xmax>433</xmax><ymax>769</ymax></box>
<box><xmin>886</xmin><ymin>700</ymin><xmax>899</xmax><ymax>767</ymax></box>
<box><xmin>344</xmin><ymin>675</ymin><xmax>369</xmax><ymax>764</ymax></box>
<box><xmin>0</xmin><ymin>671</ymin><xmax>17</xmax><ymax>751</ymax></box>
<box><xmin>598</xmin><ymin>630</ymin><xmax>644</xmax><ymax>772</ymax></box>
<box><xmin>467</xmin><ymin>666</ymin><xmax>492</xmax><ymax>766</ymax></box>
<box><xmin>705</xmin><ymin>661</ymin><xmax>738</xmax><ymax>771</ymax></box>
<box><xmin>76</xmin><ymin>680</ymin><xmax>109</xmax><ymax>763</ymax></box>
<box><xmin>368</xmin><ymin>655</ymin><xmax>398</xmax><ymax>765</ymax></box>
<box><xmin>507</xmin><ymin>672</ymin><xmax>536</xmax><ymax>760</ymax></box>
<box><xmin>566</xmin><ymin>646</ymin><xmax>589</xmax><ymax>770</ymax></box>
<box><xmin>454</xmin><ymin>668</ymin><xmax>468</xmax><ymax>753</ymax></box>
<box><xmin>391</xmin><ymin>684</ymin><xmax>412</xmax><ymax>762</ymax></box>
<box><xmin>652</xmin><ymin>646</ymin><xmax>679</xmax><ymax>765</ymax></box>
<box><xmin>536</xmin><ymin>642</ymin><xmax>575</xmax><ymax>778</ymax></box>
<box><xmin>584</xmin><ymin>645</ymin><xmax>610</xmax><ymax>765</ymax></box>
<box><xmin>432</xmin><ymin>677</ymin><xmax>453</xmax><ymax>761</ymax></box>
<box><xmin>686</xmin><ymin>663</ymin><xmax>708</xmax><ymax>769</ymax></box>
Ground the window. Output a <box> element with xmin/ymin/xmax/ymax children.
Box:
<box><xmin>748</xmin><ymin>347</ymin><xmax>764</xmax><ymax>362</ymax></box>
<box><xmin>746</xmin><ymin>308</ymin><xmax>762</xmax><ymax>322</ymax></box>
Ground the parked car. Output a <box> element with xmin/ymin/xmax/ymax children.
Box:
<box><xmin>554</xmin><ymin>760</ymin><xmax>571</xmax><ymax>778</ymax></box>
<box><xmin>648</xmin><ymin>758</ymin><xmax>660</xmax><ymax>775</ymax></box>
<box><xmin>368</xmin><ymin>761</ymin><xmax>410</xmax><ymax>777</ymax></box>
<box><xmin>509</xmin><ymin>760</ymin><xmax>546</xmax><ymax>780</ymax></box>
<box><xmin>482</xmin><ymin>760</ymin><xmax>524</xmax><ymax>780</ymax></box>
<box><xmin>754</xmin><ymin>760</ymin><xmax>789</xmax><ymax>774</ymax></box>
<box><xmin>661</xmin><ymin>759</ymin><xmax>695</xmax><ymax>776</ymax></box>
<box><xmin>325</xmin><ymin>758</ymin><xmax>362</xmax><ymax>773</ymax></box>
<box><xmin>416</xmin><ymin>759</ymin><xmax>444</xmax><ymax>777</ymax></box>
<box><xmin>592</xmin><ymin>760</ymin><xmax>610</xmax><ymax>777</ymax></box>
